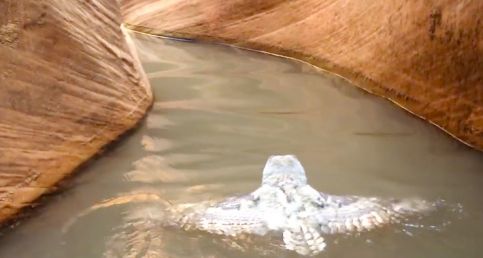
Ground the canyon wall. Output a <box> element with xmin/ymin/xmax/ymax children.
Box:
<box><xmin>122</xmin><ymin>0</ymin><xmax>482</xmax><ymax>150</ymax></box>
<box><xmin>0</xmin><ymin>0</ymin><xmax>152</xmax><ymax>222</ymax></box>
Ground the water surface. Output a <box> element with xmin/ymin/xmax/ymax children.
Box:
<box><xmin>0</xmin><ymin>32</ymin><xmax>482</xmax><ymax>258</ymax></box>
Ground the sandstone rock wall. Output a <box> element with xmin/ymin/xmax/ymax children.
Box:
<box><xmin>0</xmin><ymin>0</ymin><xmax>152</xmax><ymax>222</ymax></box>
<box><xmin>122</xmin><ymin>0</ymin><xmax>482</xmax><ymax>150</ymax></box>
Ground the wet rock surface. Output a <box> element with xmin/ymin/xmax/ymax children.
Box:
<box><xmin>0</xmin><ymin>1</ymin><xmax>152</xmax><ymax>222</ymax></box>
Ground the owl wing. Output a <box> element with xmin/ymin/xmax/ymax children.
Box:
<box><xmin>175</xmin><ymin>194</ymin><xmax>270</xmax><ymax>236</ymax></box>
<box><xmin>315</xmin><ymin>193</ymin><xmax>432</xmax><ymax>234</ymax></box>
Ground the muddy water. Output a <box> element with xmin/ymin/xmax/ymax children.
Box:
<box><xmin>0</xmin><ymin>32</ymin><xmax>482</xmax><ymax>258</ymax></box>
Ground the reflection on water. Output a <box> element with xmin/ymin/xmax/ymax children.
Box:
<box><xmin>0</xmin><ymin>32</ymin><xmax>482</xmax><ymax>258</ymax></box>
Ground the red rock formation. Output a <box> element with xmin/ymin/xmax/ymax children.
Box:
<box><xmin>122</xmin><ymin>0</ymin><xmax>482</xmax><ymax>150</ymax></box>
<box><xmin>0</xmin><ymin>1</ymin><xmax>152</xmax><ymax>222</ymax></box>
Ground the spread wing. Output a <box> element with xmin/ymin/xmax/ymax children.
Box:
<box><xmin>281</xmin><ymin>194</ymin><xmax>405</xmax><ymax>256</ymax></box>
<box><xmin>315</xmin><ymin>193</ymin><xmax>432</xmax><ymax>234</ymax></box>
<box><xmin>174</xmin><ymin>194</ymin><xmax>270</xmax><ymax>236</ymax></box>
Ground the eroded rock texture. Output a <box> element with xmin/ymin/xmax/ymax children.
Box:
<box><xmin>0</xmin><ymin>1</ymin><xmax>152</xmax><ymax>222</ymax></box>
<box><xmin>122</xmin><ymin>0</ymin><xmax>482</xmax><ymax>150</ymax></box>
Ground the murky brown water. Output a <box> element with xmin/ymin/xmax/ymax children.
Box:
<box><xmin>0</xmin><ymin>32</ymin><xmax>482</xmax><ymax>258</ymax></box>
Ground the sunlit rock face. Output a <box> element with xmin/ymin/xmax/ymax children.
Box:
<box><xmin>0</xmin><ymin>0</ymin><xmax>152</xmax><ymax>222</ymax></box>
<box><xmin>122</xmin><ymin>0</ymin><xmax>482</xmax><ymax>150</ymax></box>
